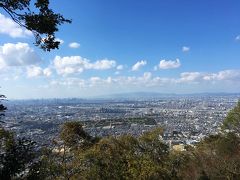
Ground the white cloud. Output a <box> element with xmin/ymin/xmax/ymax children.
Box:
<box><xmin>0</xmin><ymin>42</ymin><xmax>41</xmax><ymax>68</ymax></box>
<box><xmin>46</xmin><ymin>69</ymin><xmax>240</xmax><ymax>97</ymax></box>
<box><xmin>53</xmin><ymin>56</ymin><xmax>88</xmax><ymax>75</ymax></box>
<box><xmin>43</xmin><ymin>68</ymin><xmax>52</xmax><ymax>77</ymax></box>
<box><xmin>53</xmin><ymin>56</ymin><xmax>116</xmax><ymax>75</ymax></box>
<box><xmin>116</xmin><ymin>65</ymin><xmax>124</xmax><ymax>70</ymax></box>
<box><xmin>182</xmin><ymin>46</ymin><xmax>190</xmax><ymax>52</ymax></box>
<box><xmin>131</xmin><ymin>60</ymin><xmax>147</xmax><ymax>71</ymax></box>
<box><xmin>91</xmin><ymin>59</ymin><xmax>116</xmax><ymax>70</ymax></box>
<box><xmin>26</xmin><ymin>66</ymin><xmax>52</xmax><ymax>78</ymax></box>
<box><xmin>27</xmin><ymin>66</ymin><xmax>43</xmax><ymax>77</ymax></box>
<box><xmin>69</xmin><ymin>42</ymin><xmax>80</xmax><ymax>48</ymax></box>
<box><xmin>235</xmin><ymin>35</ymin><xmax>240</xmax><ymax>41</ymax></box>
<box><xmin>177</xmin><ymin>70</ymin><xmax>240</xmax><ymax>83</ymax></box>
<box><xmin>0</xmin><ymin>13</ymin><xmax>32</xmax><ymax>38</ymax></box>
<box><xmin>56</xmin><ymin>38</ymin><xmax>64</xmax><ymax>44</ymax></box>
<box><xmin>3</xmin><ymin>67</ymin><xmax>240</xmax><ymax>99</ymax></box>
<box><xmin>203</xmin><ymin>70</ymin><xmax>240</xmax><ymax>81</ymax></box>
<box><xmin>158</xmin><ymin>58</ymin><xmax>181</xmax><ymax>69</ymax></box>
<box><xmin>179</xmin><ymin>72</ymin><xmax>202</xmax><ymax>82</ymax></box>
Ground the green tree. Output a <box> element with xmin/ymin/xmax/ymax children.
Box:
<box><xmin>195</xmin><ymin>133</ymin><xmax>240</xmax><ymax>179</ymax></box>
<box><xmin>60</xmin><ymin>121</ymin><xmax>93</xmax><ymax>150</ymax></box>
<box><xmin>139</xmin><ymin>127</ymin><xmax>169</xmax><ymax>164</ymax></box>
<box><xmin>168</xmin><ymin>133</ymin><xmax>240</xmax><ymax>180</ymax></box>
<box><xmin>168</xmin><ymin>150</ymin><xmax>198</xmax><ymax>180</ymax></box>
<box><xmin>0</xmin><ymin>128</ymin><xmax>36</xmax><ymax>179</ymax></box>
<box><xmin>0</xmin><ymin>0</ymin><xmax>71</xmax><ymax>51</ymax></box>
<box><xmin>0</xmin><ymin>94</ymin><xmax>7</xmax><ymax>118</ymax></box>
<box><xmin>71</xmin><ymin>127</ymin><xmax>171</xmax><ymax>179</ymax></box>
<box><xmin>137</xmin><ymin>128</ymin><xmax>170</xmax><ymax>179</ymax></box>
<box><xmin>59</xmin><ymin>121</ymin><xmax>98</xmax><ymax>179</ymax></box>
<box><xmin>222</xmin><ymin>101</ymin><xmax>240</xmax><ymax>134</ymax></box>
<box><xmin>26</xmin><ymin>147</ymin><xmax>64</xmax><ymax>180</ymax></box>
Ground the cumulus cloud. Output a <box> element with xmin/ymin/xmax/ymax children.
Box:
<box><xmin>158</xmin><ymin>58</ymin><xmax>181</xmax><ymax>69</ymax></box>
<box><xmin>177</xmin><ymin>70</ymin><xmax>240</xmax><ymax>83</ymax></box>
<box><xmin>203</xmin><ymin>70</ymin><xmax>240</xmax><ymax>81</ymax></box>
<box><xmin>182</xmin><ymin>46</ymin><xmax>190</xmax><ymax>52</ymax></box>
<box><xmin>53</xmin><ymin>56</ymin><xmax>86</xmax><ymax>74</ymax></box>
<box><xmin>0</xmin><ymin>13</ymin><xmax>32</xmax><ymax>38</ymax></box>
<box><xmin>0</xmin><ymin>42</ymin><xmax>41</xmax><ymax>68</ymax></box>
<box><xmin>69</xmin><ymin>42</ymin><xmax>80</xmax><ymax>48</ymax></box>
<box><xmin>131</xmin><ymin>60</ymin><xmax>147</xmax><ymax>71</ymax></box>
<box><xmin>116</xmin><ymin>65</ymin><xmax>124</xmax><ymax>70</ymax></box>
<box><xmin>76</xmin><ymin>73</ymin><xmax>167</xmax><ymax>88</ymax></box>
<box><xmin>179</xmin><ymin>72</ymin><xmax>202</xmax><ymax>82</ymax></box>
<box><xmin>47</xmin><ymin>69</ymin><xmax>240</xmax><ymax>94</ymax></box>
<box><xmin>27</xmin><ymin>66</ymin><xmax>42</xmax><ymax>77</ymax></box>
<box><xmin>43</xmin><ymin>68</ymin><xmax>52</xmax><ymax>77</ymax></box>
<box><xmin>26</xmin><ymin>66</ymin><xmax>52</xmax><ymax>78</ymax></box>
<box><xmin>92</xmin><ymin>59</ymin><xmax>116</xmax><ymax>70</ymax></box>
<box><xmin>53</xmin><ymin>56</ymin><xmax>116</xmax><ymax>75</ymax></box>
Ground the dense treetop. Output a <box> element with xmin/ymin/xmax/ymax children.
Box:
<box><xmin>0</xmin><ymin>0</ymin><xmax>71</xmax><ymax>51</ymax></box>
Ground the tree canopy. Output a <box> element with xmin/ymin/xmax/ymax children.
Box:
<box><xmin>0</xmin><ymin>128</ymin><xmax>36</xmax><ymax>179</ymax></box>
<box><xmin>222</xmin><ymin>101</ymin><xmax>240</xmax><ymax>134</ymax></box>
<box><xmin>0</xmin><ymin>0</ymin><xmax>71</xmax><ymax>51</ymax></box>
<box><xmin>0</xmin><ymin>94</ymin><xmax>7</xmax><ymax>118</ymax></box>
<box><xmin>60</xmin><ymin>121</ymin><xmax>93</xmax><ymax>150</ymax></box>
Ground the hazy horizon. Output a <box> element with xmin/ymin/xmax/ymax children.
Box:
<box><xmin>4</xmin><ymin>91</ymin><xmax>240</xmax><ymax>101</ymax></box>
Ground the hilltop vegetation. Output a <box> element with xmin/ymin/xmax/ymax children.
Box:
<box><xmin>0</xmin><ymin>102</ymin><xmax>240</xmax><ymax>179</ymax></box>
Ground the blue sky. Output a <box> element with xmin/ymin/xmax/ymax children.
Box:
<box><xmin>0</xmin><ymin>0</ymin><xmax>240</xmax><ymax>99</ymax></box>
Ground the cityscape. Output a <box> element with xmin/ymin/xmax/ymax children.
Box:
<box><xmin>2</xmin><ymin>93</ymin><xmax>239</xmax><ymax>149</ymax></box>
<box><xmin>1</xmin><ymin>0</ymin><xmax>240</xmax><ymax>178</ymax></box>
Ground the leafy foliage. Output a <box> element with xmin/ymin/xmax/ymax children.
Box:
<box><xmin>70</xmin><ymin>128</ymin><xmax>171</xmax><ymax>179</ymax></box>
<box><xmin>59</xmin><ymin>121</ymin><xmax>94</xmax><ymax>150</ymax></box>
<box><xmin>195</xmin><ymin>133</ymin><xmax>240</xmax><ymax>179</ymax></box>
<box><xmin>0</xmin><ymin>94</ymin><xmax>7</xmax><ymax>118</ymax></box>
<box><xmin>26</xmin><ymin>147</ymin><xmax>63</xmax><ymax>180</ymax></box>
<box><xmin>0</xmin><ymin>128</ymin><xmax>36</xmax><ymax>179</ymax></box>
<box><xmin>222</xmin><ymin>101</ymin><xmax>240</xmax><ymax>134</ymax></box>
<box><xmin>0</xmin><ymin>0</ymin><xmax>71</xmax><ymax>51</ymax></box>
<box><xmin>169</xmin><ymin>133</ymin><xmax>240</xmax><ymax>180</ymax></box>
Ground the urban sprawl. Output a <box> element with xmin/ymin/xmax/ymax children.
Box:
<box><xmin>2</xmin><ymin>94</ymin><xmax>239</xmax><ymax>150</ymax></box>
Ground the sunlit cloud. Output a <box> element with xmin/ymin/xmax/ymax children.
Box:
<box><xmin>69</xmin><ymin>42</ymin><xmax>80</xmax><ymax>48</ymax></box>
<box><xmin>131</xmin><ymin>60</ymin><xmax>147</xmax><ymax>71</ymax></box>
<box><xmin>53</xmin><ymin>56</ymin><xmax>116</xmax><ymax>75</ymax></box>
<box><xmin>158</xmin><ymin>58</ymin><xmax>181</xmax><ymax>69</ymax></box>
<box><xmin>0</xmin><ymin>42</ymin><xmax>41</xmax><ymax>68</ymax></box>
<box><xmin>0</xmin><ymin>13</ymin><xmax>32</xmax><ymax>38</ymax></box>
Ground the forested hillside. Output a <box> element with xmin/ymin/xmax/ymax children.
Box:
<box><xmin>1</xmin><ymin>102</ymin><xmax>240</xmax><ymax>179</ymax></box>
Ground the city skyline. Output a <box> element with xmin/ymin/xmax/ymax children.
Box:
<box><xmin>0</xmin><ymin>0</ymin><xmax>240</xmax><ymax>99</ymax></box>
